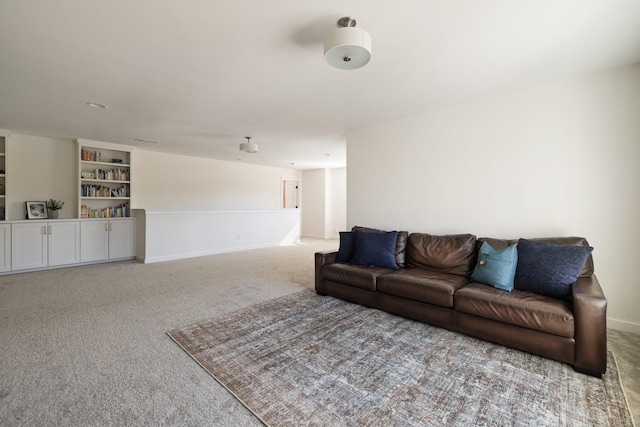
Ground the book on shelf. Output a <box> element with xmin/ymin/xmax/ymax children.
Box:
<box><xmin>81</xmin><ymin>148</ymin><xmax>101</xmax><ymax>162</ymax></box>
<box><xmin>82</xmin><ymin>203</ymin><xmax>130</xmax><ymax>218</ymax></box>
<box><xmin>81</xmin><ymin>184</ymin><xmax>128</xmax><ymax>198</ymax></box>
<box><xmin>92</xmin><ymin>168</ymin><xmax>129</xmax><ymax>181</ymax></box>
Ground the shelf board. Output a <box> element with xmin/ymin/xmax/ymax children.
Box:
<box><xmin>80</xmin><ymin>197</ymin><xmax>130</xmax><ymax>200</ymax></box>
<box><xmin>81</xmin><ymin>179</ymin><xmax>130</xmax><ymax>184</ymax></box>
<box><xmin>80</xmin><ymin>160</ymin><xmax>130</xmax><ymax>167</ymax></box>
<box><xmin>80</xmin><ymin>216</ymin><xmax>131</xmax><ymax>220</ymax></box>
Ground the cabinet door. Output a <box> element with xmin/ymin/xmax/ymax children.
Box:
<box><xmin>108</xmin><ymin>219</ymin><xmax>136</xmax><ymax>259</ymax></box>
<box><xmin>48</xmin><ymin>222</ymin><xmax>80</xmax><ymax>266</ymax></box>
<box><xmin>11</xmin><ymin>222</ymin><xmax>47</xmax><ymax>271</ymax></box>
<box><xmin>80</xmin><ymin>220</ymin><xmax>109</xmax><ymax>262</ymax></box>
<box><xmin>0</xmin><ymin>223</ymin><xmax>10</xmax><ymax>272</ymax></box>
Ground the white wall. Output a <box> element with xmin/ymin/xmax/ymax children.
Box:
<box><xmin>327</xmin><ymin>167</ymin><xmax>347</xmax><ymax>238</ymax></box>
<box><xmin>301</xmin><ymin>167</ymin><xmax>347</xmax><ymax>239</ymax></box>
<box><xmin>301</xmin><ymin>169</ymin><xmax>327</xmax><ymax>239</ymax></box>
<box><xmin>7</xmin><ymin>134</ymin><xmax>77</xmax><ymax>220</ymax></box>
<box><xmin>6</xmin><ymin>135</ymin><xmax>301</xmax><ymax>218</ymax></box>
<box><xmin>133</xmin><ymin>150</ymin><xmax>301</xmax><ymax>210</ymax></box>
<box><xmin>346</xmin><ymin>64</ymin><xmax>640</xmax><ymax>332</ymax></box>
<box><xmin>135</xmin><ymin>209</ymin><xmax>300</xmax><ymax>263</ymax></box>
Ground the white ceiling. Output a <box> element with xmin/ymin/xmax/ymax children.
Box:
<box><xmin>1</xmin><ymin>1</ymin><xmax>639</xmax><ymax>170</ymax></box>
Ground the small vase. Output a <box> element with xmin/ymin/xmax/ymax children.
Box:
<box><xmin>49</xmin><ymin>210</ymin><xmax>59</xmax><ymax>219</ymax></box>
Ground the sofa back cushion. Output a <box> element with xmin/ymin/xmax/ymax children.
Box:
<box><xmin>406</xmin><ymin>233</ymin><xmax>477</xmax><ymax>277</ymax></box>
<box><xmin>352</xmin><ymin>226</ymin><xmax>409</xmax><ymax>268</ymax></box>
<box><xmin>477</xmin><ymin>236</ymin><xmax>594</xmax><ymax>277</ymax></box>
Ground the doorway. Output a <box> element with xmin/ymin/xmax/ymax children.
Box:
<box><xmin>283</xmin><ymin>180</ymin><xmax>299</xmax><ymax>208</ymax></box>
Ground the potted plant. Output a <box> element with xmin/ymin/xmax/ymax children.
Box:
<box><xmin>45</xmin><ymin>199</ymin><xmax>64</xmax><ymax>219</ymax></box>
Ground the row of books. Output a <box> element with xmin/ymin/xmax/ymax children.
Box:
<box><xmin>81</xmin><ymin>184</ymin><xmax>129</xmax><ymax>198</ymax></box>
<box><xmin>80</xmin><ymin>204</ymin><xmax>130</xmax><ymax>218</ymax></box>
<box><xmin>84</xmin><ymin>168</ymin><xmax>129</xmax><ymax>181</ymax></box>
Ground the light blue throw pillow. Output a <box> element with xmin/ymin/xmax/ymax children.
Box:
<box><xmin>470</xmin><ymin>241</ymin><xmax>518</xmax><ymax>292</ymax></box>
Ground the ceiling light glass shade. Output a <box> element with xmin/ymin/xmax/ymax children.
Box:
<box><xmin>239</xmin><ymin>137</ymin><xmax>258</xmax><ymax>153</ymax></box>
<box><xmin>324</xmin><ymin>26</ymin><xmax>371</xmax><ymax>70</ymax></box>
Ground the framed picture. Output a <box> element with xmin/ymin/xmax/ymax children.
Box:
<box><xmin>26</xmin><ymin>201</ymin><xmax>48</xmax><ymax>219</ymax></box>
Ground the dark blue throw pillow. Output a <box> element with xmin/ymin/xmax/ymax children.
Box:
<box><xmin>514</xmin><ymin>238</ymin><xmax>593</xmax><ymax>300</ymax></box>
<box><xmin>335</xmin><ymin>231</ymin><xmax>355</xmax><ymax>263</ymax></box>
<box><xmin>351</xmin><ymin>230</ymin><xmax>399</xmax><ymax>270</ymax></box>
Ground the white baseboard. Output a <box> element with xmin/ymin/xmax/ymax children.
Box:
<box><xmin>141</xmin><ymin>242</ymin><xmax>281</xmax><ymax>264</ymax></box>
<box><xmin>608</xmin><ymin>317</ymin><xmax>640</xmax><ymax>335</ymax></box>
<box><xmin>301</xmin><ymin>234</ymin><xmax>337</xmax><ymax>240</ymax></box>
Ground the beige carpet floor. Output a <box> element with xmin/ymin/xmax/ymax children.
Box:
<box><xmin>0</xmin><ymin>238</ymin><xmax>638</xmax><ymax>425</ymax></box>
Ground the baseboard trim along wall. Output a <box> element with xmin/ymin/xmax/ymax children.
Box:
<box><xmin>300</xmin><ymin>234</ymin><xmax>338</xmax><ymax>240</ymax></box>
<box><xmin>608</xmin><ymin>318</ymin><xmax>640</xmax><ymax>335</ymax></box>
<box><xmin>133</xmin><ymin>209</ymin><xmax>301</xmax><ymax>264</ymax></box>
<box><xmin>139</xmin><ymin>242</ymin><xmax>289</xmax><ymax>264</ymax></box>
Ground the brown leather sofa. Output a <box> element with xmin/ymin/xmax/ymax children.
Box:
<box><xmin>315</xmin><ymin>229</ymin><xmax>607</xmax><ymax>377</ymax></box>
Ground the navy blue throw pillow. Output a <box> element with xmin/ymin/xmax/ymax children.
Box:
<box><xmin>335</xmin><ymin>231</ymin><xmax>355</xmax><ymax>263</ymax></box>
<box><xmin>351</xmin><ymin>230</ymin><xmax>399</xmax><ymax>270</ymax></box>
<box><xmin>514</xmin><ymin>238</ymin><xmax>593</xmax><ymax>300</ymax></box>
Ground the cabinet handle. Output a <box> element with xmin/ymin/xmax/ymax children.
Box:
<box><xmin>109</xmin><ymin>223</ymin><xmax>112</xmax><ymax>232</ymax></box>
<box><xmin>48</xmin><ymin>225</ymin><xmax>52</xmax><ymax>234</ymax></box>
<box><xmin>43</xmin><ymin>225</ymin><xmax>46</xmax><ymax>235</ymax></box>
<box><xmin>105</xmin><ymin>223</ymin><xmax>108</xmax><ymax>232</ymax></box>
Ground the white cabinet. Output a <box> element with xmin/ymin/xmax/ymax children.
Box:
<box><xmin>0</xmin><ymin>223</ymin><xmax>10</xmax><ymax>272</ymax></box>
<box><xmin>108</xmin><ymin>219</ymin><xmax>136</xmax><ymax>259</ymax></box>
<box><xmin>48</xmin><ymin>222</ymin><xmax>81</xmax><ymax>266</ymax></box>
<box><xmin>11</xmin><ymin>221</ymin><xmax>80</xmax><ymax>271</ymax></box>
<box><xmin>81</xmin><ymin>218</ymin><xmax>136</xmax><ymax>262</ymax></box>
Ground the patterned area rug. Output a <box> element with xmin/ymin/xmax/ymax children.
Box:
<box><xmin>168</xmin><ymin>291</ymin><xmax>633</xmax><ymax>426</ymax></box>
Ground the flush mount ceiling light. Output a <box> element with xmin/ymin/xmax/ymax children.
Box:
<box><xmin>239</xmin><ymin>136</ymin><xmax>258</xmax><ymax>153</ymax></box>
<box><xmin>324</xmin><ymin>17</ymin><xmax>371</xmax><ymax>70</ymax></box>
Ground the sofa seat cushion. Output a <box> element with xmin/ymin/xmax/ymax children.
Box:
<box><xmin>455</xmin><ymin>282</ymin><xmax>574</xmax><ymax>338</ymax></box>
<box><xmin>322</xmin><ymin>263</ymin><xmax>393</xmax><ymax>291</ymax></box>
<box><xmin>377</xmin><ymin>268</ymin><xmax>469</xmax><ymax>308</ymax></box>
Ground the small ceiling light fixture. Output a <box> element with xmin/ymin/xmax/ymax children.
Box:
<box><xmin>239</xmin><ymin>136</ymin><xmax>258</xmax><ymax>153</ymax></box>
<box><xmin>86</xmin><ymin>102</ymin><xmax>107</xmax><ymax>109</ymax></box>
<box><xmin>324</xmin><ymin>17</ymin><xmax>371</xmax><ymax>70</ymax></box>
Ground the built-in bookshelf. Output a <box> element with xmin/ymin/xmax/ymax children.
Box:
<box><xmin>0</xmin><ymin>133</ymin><xmax>6</xmax><ymax>221</ymax></box>
<box><xmin>78</xmin><ymin>143</ymin><xmax>131</xmax><ymax>218</ymax></box>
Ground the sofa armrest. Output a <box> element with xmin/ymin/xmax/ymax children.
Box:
<box><xmin>572</xmin><ymin>275</ymin><xmax>607</xmax><ymax>376</ymax></box>
<box><xmin>315</xmin><ymin>250</ymin><xmax>338</xmax><ymax>295</ymax></box>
